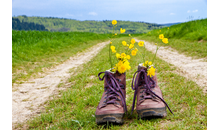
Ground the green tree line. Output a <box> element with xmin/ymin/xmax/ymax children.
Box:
<box><xmin>12</xmin><ymin>17</ymin><xmax>48</xmax><ymax>31</ymax></box>
<box><xmin>12</xmin><ymin>15</ymin><xmax>165</xmax><ymax>33</ymax></box>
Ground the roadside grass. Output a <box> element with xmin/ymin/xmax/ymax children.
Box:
<box><xmin>12</xmin><ymin>30</ymin><xmax>111</xmax><ymax>84</ymax></box>
<box><xmin>136</xmin><ymin>19</ymin><xmax>207</xmax><ymax>59</ymax></box>
<box><xmin>17</xmin><ymin>37</ymin><xmax>207</xmax><ymax>129</ymax></box>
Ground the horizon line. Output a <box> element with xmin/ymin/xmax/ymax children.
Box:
<box><xmin>12</xmin><ymin>15</ymin><xmax>207</xmax><ymax>25</ymax></box>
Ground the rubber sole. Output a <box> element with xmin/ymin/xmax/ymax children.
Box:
<box><xmin>95</xmin><ymin>113</ymin><xmax>124</xmax><ymax>125</ymax></box>
<box><xmin>136</xmin><ymin>107</ymin><xmax>167</xmax><ymax>119</ymax></box>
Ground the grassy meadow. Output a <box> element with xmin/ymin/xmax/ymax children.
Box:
<box><xmin>137</xmin><ymin>18</ymin><xmax>207</xmax><ymax>59</ymax></box>
<box><xmin>12</xmin><ymin>30</ymin><xmax>112</xmax><ymax>83</ymax></box>
<box><xmin>15</xmin><ymin>37</ymin><xmax>206</xmax><ymax>129</ymax></box>
<box><xmin>13</xmin><ymin>19</ymin><xmax>207</xmax><ymax>129</ymax></box>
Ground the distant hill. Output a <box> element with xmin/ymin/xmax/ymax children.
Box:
<box><xmin>12</xmin><ymin>15</ymin><xmax>166</xmax><ymax>34</ymax></box>
<box><xmin>12</xmin><ymin>17</ymin><xmax>48</xmax><ymax>31</ymax></box>
<box><xmin>145</xmin><ymin>18</ymin><xmax>207</xmax><ymax>41</ymax></box>
<box><xmin>158</xmin><ymin>22</ymin><xmax>182</xmax><ymax>27</ymax></box>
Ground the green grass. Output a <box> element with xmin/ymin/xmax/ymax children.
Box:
<box><xmin>12</xmin><ymin>30</ymin><xmax>111</xmax><ymax>83</ymax></box>
<box><xmin>136</xmin><ymin>19</ymin><xmax>207</xmax><ymax>59</ymax></box>
<box><xmin>16</xmin><ymin>37</ymin><xmax>206</xmax><ymax>129</ymax></box>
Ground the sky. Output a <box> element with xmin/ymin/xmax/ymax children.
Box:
<box><xmin>12</xmin><ymin>0</ymin><xmax>207</xmax><ymax>24</ymax></box>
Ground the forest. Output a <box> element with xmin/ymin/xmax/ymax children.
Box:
<box><xmin>12</xmin><ymin>17</ymin><xmax>48</xmax><ymax>31</ymax></box>
<box><xmin>12</xmin><ymin>15</ymin><xmax>166</xmax><ymax>33</ymax></box>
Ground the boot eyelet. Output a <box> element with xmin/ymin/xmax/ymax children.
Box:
<box><xmin>116</xmin><ymin>98</ymin><xmax>121</xmax><ymax>101</ymax></box>
<box><xmin>139</xmin><ymin>98</ymin><xmax>144</xmax><ymax>101</ymax></box>
<box><xmin>115</xmin><ymin>102</ymin><xmax>120</xmax><ymax>105</ymax></box>
<box><xmin>120</xmin><ymin>84</ymin><xmax>125</xmax><ymax>89</ymax></box>
<box><xmin>116</xmin><ymin>79</ymin><xmax>121</xmax><ymax>82</ymax></box>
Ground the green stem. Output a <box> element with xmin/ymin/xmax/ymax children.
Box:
<box><xmin>141</xmin><ymin>43</ymin><xmax>147</xmax><ymax>63</ymax></box>
<box><xmin>139</xmin><ymin>49</ymin><xmax>145</xmax><ymax>63</ymax></box>
<box><xmin>152</xmin><ymin>46</ymin><xmax>160</xmax><ymax>63</ymax></box>
<box><xmin>109</xmin><ymin>43</ymin><xmax>112</xmax><ymax>69</ymax></box>
<box><xmin>109</xmin><ymin>26</ymin><xmax>116</xmax><ymax>70</ymax></box>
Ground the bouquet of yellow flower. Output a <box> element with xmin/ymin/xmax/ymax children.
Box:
<box><xmin>137</xmin><ymin>31</ymin><xmax>169</xmax><ymax>77</ymax></box>
<box><xmin>108</xmin><ymin>20</ymin><xmax>139</xmax><ymax>74</ymax></box>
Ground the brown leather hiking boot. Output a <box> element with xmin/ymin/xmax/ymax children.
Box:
<box><xmin>95</xmin><ymin>70</ymin><xmax>127</xmax><ymax>125</ymax></box>
<box><xmin>131</xmin><ymin>64</ymin><xmax>173</xmax><ymax>119</ymax></box>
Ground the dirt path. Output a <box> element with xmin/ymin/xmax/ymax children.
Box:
<box><xmin>135</xmin><ymin>38</ymin><xmax>207</xmax><ymax>93</ymax></box>
<box><xmin>12</xmin><ymin>41</ymin><xmax>109</xmax><ymax>125</ymax></box>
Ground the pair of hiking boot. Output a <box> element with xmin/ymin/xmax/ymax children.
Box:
<box><xmin>95</xmin><ymin>64</ymin><xmax>173</xmax><ymax>125</ymax></box>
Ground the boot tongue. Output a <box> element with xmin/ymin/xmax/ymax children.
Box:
<box><xmin>106</xmin><ymin>71</ymin><xmax>125</xmax><ymax>89</ymax></box>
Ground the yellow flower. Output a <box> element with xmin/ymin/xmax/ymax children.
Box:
<box><xmin>168</xmin><ymin>27</ymin><xmax>169</xmax><ymax>29</ymax></box>
<box><xmin>118</xmin><ymin>60</ymin><xmax>123</xmax><ymax>66</ymax></box>
<box><xmin>118</xmin><ymin>64</ymin><xmax>126</xmax><ymax>74</ymax></box>
<box><xmin>129</xmin><ymin>44</ymin><xmax>134</xmax><ymax>49</ymax></box>
<box><xmin>112</xmin><ymin>49</ymin><xmax>116</xmax><ymax>53</ymax></box>
<box><xmin>149</xmin><ymin>32</ymin><xmax>151</xmax><ymax>34</ymax></box>
<box><xmin>126</xmin><ymin>55</ymin><xmax>130</xmax><ymax>60</ymax></box>
<box><xmin>115</xmin><ymin>33</ymin><xmax>117</xmax><ymax>35</ymax></box>
<box><xmin>144</xmin><ymin>61</ymin><xmax>148</xmax><ymax>66</ymax></box>
<box><xmin>159</xmin><ymin>30</ymin><xmax>161</xmax><ymax>32</ymax></box>
<box><xmin>131</xmin><ymin>50</ymin><xmax>137</xmax><ymax>56</ymax></box>
<box><xmin>112</xmin><ymin>67</ymin><xmax>116</xmax><ymax>72</ymax></box>
<box><xmin>135</xmin><ymin>48</ymin><xmax>138</xmax><ymax>51</ymax></box>
<box><xmin>116</xmin><ymin>53</ymin><xmax>120</xmax><ymax>58</ymax></box>
<box><xmin>138</xmin><ymin>41</ymin><xmax>144</xmax><ymax>47</ymax></box>
<box><xmin>162</xmin><ymin>38</ymin><xmax>168</xmax><ymax>44</ymax></box>
<box><xmin>129</xmin><ymin>34</ymin><xmax>131</xmax><ymax>36</ymax></box>
<box><xmin>148</xmin><ymin>61</ymin><xmax>152</xmax><ymax>66</ymax></box>
<box><xmin>127</xmin><ymin>65</ymin><xmax>131</xmax><ymax>70</ymax></box>
<box><xmin>155</xmin><ymin>43</ymin><xmax>157</xmax><ymax>45</ymax></box>
<box><xmin>126</xmin><ymin>44</ymin><xmax>129</xmax><ymax>47</ymax></box>
<box><xmin>124</xmin><ymin>60</ymin><xmax>131</xmax><ymax>70</ymax></box>
<box><xmin>122</xmin><ymin>41</ymin><xmax>127</xmax><ymax>46</ymax></box>
<box><xmin>159</xmin><ymin>34</ymin><xmax>164</xmax><ymax>39</ymax></box>
<box><xmin>110</xmin><ymin>42</ymin><xmax>112</xmax><ymax>44</ymax></box>
<box><xmin>121</xmin><ymin>53</ymin><xmax>126</xmax><ymax>58</ymax></box>
<box><xmin>147</xmin><ymin>66</ymin><xmax>156</xmax><ymax>77</ymax></box>
<box><xmin>131</xmin><ymin>39</ymin><xmax>136</xmax><ymax>44</ymax></box>
<box><xmin>112</xmin><ymin>20</ymin><xmax>117</xmax><ymax>25</ymax></box>
<box><xmin>110</xmin><ymin>46</ymin><xmax>115</xmax><ymax>50</ymax></box>
<box><xmin>120</xmin><ymin>28</ymin><xmax>126</xmax><ymax>33</ymax></box>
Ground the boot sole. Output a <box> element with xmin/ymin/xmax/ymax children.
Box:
<box><xmin>136</xmin><ymin>107</ymin><xmax>167</xmax><ymax>119</ymax></box>
<box><xmin>95</xmin><ymin>113</ymin><xmax>124</xmax><ymax>125</ymax></box>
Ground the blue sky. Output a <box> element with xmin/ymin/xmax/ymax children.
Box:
<box><xmin>12</xmin><ymin>0</ymin><xmax>207</xmax><ymax>24</ymax></box>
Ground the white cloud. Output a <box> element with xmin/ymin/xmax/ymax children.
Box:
<box><xmin>170</xmin><ymin>13</ymin><xmax>175</xmax><ymax>15</ymax></box>
<box><xmin>187</xmin><ymin>9</ymin><xmax>198</xmax><ymax>13</ymax></box>
<box><xmin>88</xmin><ymin>12</ymin><xmax>98</xmax><ymax>16</ymax></box>
<box><xmin>192</xmin><ymin>9</ymin><xmax>198</xmax><ymax>13</ymax></box>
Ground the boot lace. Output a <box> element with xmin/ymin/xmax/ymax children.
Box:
<box><xmin>98</xmin><ymin>71</ymin><xmax>127</xmax><ymax>112</ymax></box>
<box><xmin>131</xmin><ymin>69</ymin><xmax>173</xmax><ymax>115</ymax></box>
